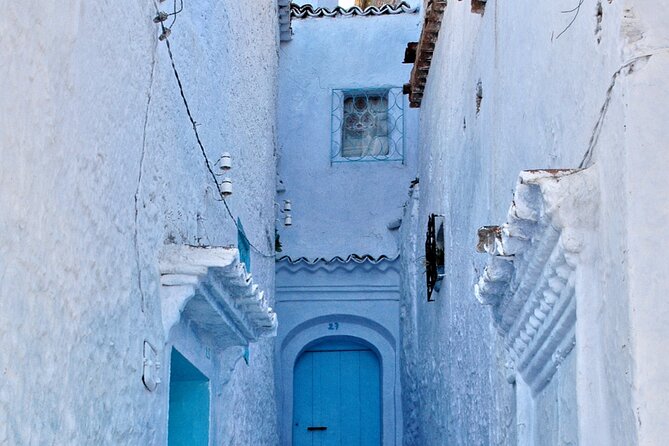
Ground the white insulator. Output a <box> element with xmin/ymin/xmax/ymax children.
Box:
<box><xmin>221</xmin><ymin>178</ymin><xmax>233</xmax><ymax>197</ymax></box>
<box><xmin>219</xmin><ymin>152</ymin><xmax>232</xmax><ymax>170</ymax></box>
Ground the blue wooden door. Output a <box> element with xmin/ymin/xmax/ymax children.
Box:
<box><xmin>168</xmin><ymin>349</ymin><xmax>210</xmax><ymax>446</ymax></box>
<box><xmin>293</xmin><ymin>340</ymin><xmax>381</xmax><ymax>446</ymax></box>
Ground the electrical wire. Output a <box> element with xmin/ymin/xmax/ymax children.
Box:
<box><xmin>157</xmin><ymin>17</ymin><xmax>275</xmax><ymax>258</ymax></box>
<box><xmin>555</xmin><ymin>0</ymin><xmax>584</xmax><ymax>40</ymax></box>
<box><xmin>167</xmin><ymin>0</ymin><xmax>183</xmax><ymax>28</ymax></box>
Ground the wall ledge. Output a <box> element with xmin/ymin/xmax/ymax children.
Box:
<box><xmin>160</xmin><ymin>245</ymin><xmax>278</xmax><ymax>346</ymax></box>
<box><xmin>474</xmin><ymin>168</ymin><xmax>598</xmax><ymax>393</ymax></box>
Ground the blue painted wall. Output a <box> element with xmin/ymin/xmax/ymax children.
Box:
<box><xmin>168</xmin><ymin>349</ymin><xmax>210</xmax><ymax>446</ymax></box>
<box><xmin>276</xmin><ymin>257</ymin><xmax>402</xmax><ymax>445</ymax></box>
<box><xmin>276</xmin><ymin>7</ymin><xmax>421</xmax><ymax>445</ymax></box>
<box><xmin>277</xmin><ymin>11</ymin><xmax>421</xmax><ymax>259</ymax></box>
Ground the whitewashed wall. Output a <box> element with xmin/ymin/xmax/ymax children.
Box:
<box><xmin>400</xmin><ymin>0</ymin><xmax>669</xmax><ymax>445</ymax></box>
<box><xmin>0</xmin><ymin>1</ymin><xmax>280</xmax><ymax>444</ymax></box>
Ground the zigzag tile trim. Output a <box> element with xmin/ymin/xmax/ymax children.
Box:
<box><xmin>474</xmin><ymin>168</ymin><xmax>597</xmax><ymax>394</ymax></box>
<box><xmin>291</xmin><ymin>1</ymin><xmax>419</xmax><ymax>19</ymax></box>
<box><xmin>276</xmin><ymin>253</ymin><xmax>399</xmax><ymax>273</ymax></box>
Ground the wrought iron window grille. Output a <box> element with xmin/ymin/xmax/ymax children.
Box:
<box><xmin>331</xmin><ymin>87</ymin><xmax>405</xmax><ymax>164</ymax></box>
<box><xmin>425</xmin><ymin>213</ymin><xmax>445</xmax><ymax>302</ymax></box>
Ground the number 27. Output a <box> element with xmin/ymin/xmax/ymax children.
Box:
<box><xmin>328</xmin><ymin>322</ymin><xmax>339</xmax><ymax>331</ymax></box>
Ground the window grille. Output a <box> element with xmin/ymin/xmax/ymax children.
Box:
<box><xmin>331</xmin><ymin>87</ymin><xmax>404</xmax><ymax>163</ymax></box>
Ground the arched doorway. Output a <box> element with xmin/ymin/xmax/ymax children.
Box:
<box><xmin>292</xmin><ymin>338</ymin><xmax>381</xmax><ymax>446</ymax></box>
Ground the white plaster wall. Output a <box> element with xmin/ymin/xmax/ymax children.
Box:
<box><xmin>277</xmin><ymin>12</ymin><xmax>421</xmax><ymax>259</ymax></box>
<box><xmin>0</xmin><ymin>1</ymin><xmax>279</xmax><ymax>444</ymax></box>
<box><xmin>399</xmin><ymin>0</ymin><xmax>669</xmax><ymax>444</ymax></box>
<box><xmin>532</xmin><ymin>352</ymin><xmax>578</xmax><ymax>446</ymax></box>
<box><xmin>617</xmin><ymin>2</ymin><xmax>669</xmax><ymax>444</ymax></box>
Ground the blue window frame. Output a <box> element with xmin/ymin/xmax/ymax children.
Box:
<box><xmin>331</xmin><ymin>87</ymin><xmax>405</xmax><ymax>164</ymax></box>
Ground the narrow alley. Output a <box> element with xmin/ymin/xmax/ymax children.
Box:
<box><xmin>1</xmin><ymin>1</ymin><xmax>668</xmax><ymax>445</ymax></box>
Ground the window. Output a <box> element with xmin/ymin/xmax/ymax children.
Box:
<box><xmin>342</xmin><ymin>93</ymin><xmax>389</xmax><ymax>158</ymax></box>
<box><xmin>331</xmin><ymin>87</ymin><xmax>404</xmax><ymax>163</ymax></box>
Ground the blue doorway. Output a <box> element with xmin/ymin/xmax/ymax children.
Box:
<box><xmin>293</xmin><ymin>339</ymin><xmax>381</xmax><ymax>446</ymax></box>
<box><xmin>168</xmin><ymin>349</ymin><xmax>210</xmax><ymax>446</ymax></box>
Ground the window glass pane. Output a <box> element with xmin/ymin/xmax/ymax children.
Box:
<box><xmin>342</xmin><ymin>93</ymin><xmax>389</xmax><ymax>158</ymax></box>
<box><xmin>331</xmin><ymin>87</ymin><xmax>404</xmax><ymax>164</ymax></box>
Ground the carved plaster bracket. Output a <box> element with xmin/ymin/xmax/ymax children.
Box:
<box><xmin>159</xmin><ymin>245</ymin><xmax>278</xmax><ymax>348</ymax></box>
<box><xmin>475</xmin><ymin>169</ymin><xmax>598</xmax><ymax>394</ymax></box>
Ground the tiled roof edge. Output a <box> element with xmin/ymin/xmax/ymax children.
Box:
<box><xmin>291</xmin><ymin>1</ymin><xmax>419</xmax><ymax>19</ymax></box>
<box><xmin>406</xmin><ymin>0</ymin><xmax>447</xmax><ymax>107</ymax></box>
<box><xmin>276</xmin><ymin>254</ymin><xmax>400</xmax><ymax>273</ymax></box>
<box><xmin>277</xmin><ymin>253</ymin><xmax>399</xmax><ymax>264</ymax></box>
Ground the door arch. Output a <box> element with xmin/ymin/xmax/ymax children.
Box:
<box><xmin>279</xmin><ymin>316</ymin><xmax>399</xmax><ymax>446</ymax></box>
<box><xmin>293</xmin><ymin>338</ymin><xmax>381</xmax><ymax>446</ymax></box>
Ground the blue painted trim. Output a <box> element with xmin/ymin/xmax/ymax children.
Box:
<box><xmin>168</xmin><ymin>349</ymin><xmax>210</xmax><ymax>446</ymax></box>
<box><xmin>237</xmin><ymin>218</ymin><xmax>251</xmax><ymax>272</ymax></box>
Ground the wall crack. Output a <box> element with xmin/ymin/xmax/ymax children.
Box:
<box><xmin>579</xmin><ymin>49</ymin><xmax>669</xmax><ymax>168</ymax></box>
<box><xmin>135</xmin><ymin>37</ymin><xmax>158</xmax><ymax>312</ymax></box>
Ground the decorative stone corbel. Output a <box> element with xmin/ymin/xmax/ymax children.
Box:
<box><xmin>159</xmin><ymin>245</ymin><xmax>278</xmax><ymax>348</ymax></box>
<box><xmin>475</xmin><ymin>168</ymin><xmax>598</xmax><ymax>394</ymax></box>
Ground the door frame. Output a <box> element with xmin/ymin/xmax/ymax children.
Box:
<box><xmin>279</xmin><ymin>316</ymin><xmax>399</xmax><ymax>446</ymax></box>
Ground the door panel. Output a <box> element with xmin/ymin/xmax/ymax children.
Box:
<box><xmin>359</xmin><ymin>350</ymin><xmax>380</xmax><ymax>443</ymax></box>
<box><xmin>168</xmin><ymin>349</ymin><xmax>210</xmax><ymax>446</ymax></box>
<box><xmin>340</xmin><ymin>351</ymin><xmax>361</xmax><ymax>445</ymax></box>
<box><xmin>293</xmin><ymin>353</ymin><xmax>314</xmax><ymax>446</ymax></box>
<box><xmin>293</xmin><ymin>341</ymin><xmax>380</xmax><ymax>446</ymax></box>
